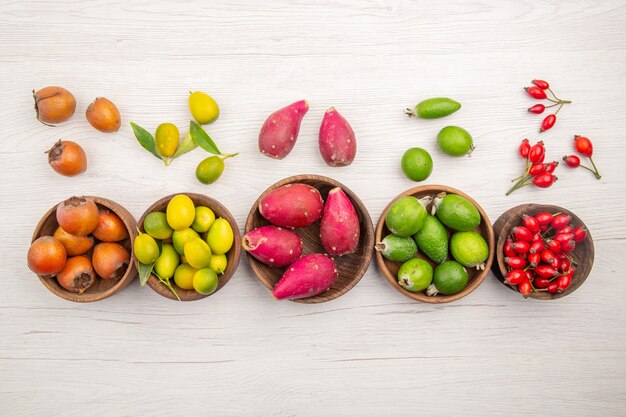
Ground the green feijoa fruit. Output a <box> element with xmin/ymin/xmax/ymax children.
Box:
<box><xmin>385</xmin><ymin>196</ymin><xmax>428</xmax><ymax>237</ymax></box>
<box><xmin>437</xmin><ymin>126</ymin><xmax>474</xmax><ymax>157</ymax></box>
<box><xmin>397</xmin><ymin>258</ymin><xmax>433</xmax><ymax>292</ymax></box>
<box><xmin>411</xmin><ymin>97</ymin><xmax>461</xmax><ymax>119</ymax></box>
<box><xmin>434</xmin><ymin>193</ymin><xmax>481</xmax><ymax>232</ymax></box>
<box><xmin>143</xmin><ymin>212</ymin><xmax>174</xmax><ymax>240</ymax></box>
<box><xmin>429</xmin><ymin>260</ymin><xmax>468</xmax><ymax>296</ymax></box>
<box><xmin>154</xmin><ymin>244</ymin><xmax>179</xmax><ymax>280</ymax></box>
<box><xmin>172</xmin><ymin>228</ymin><xmax>200</xmax><ymax>255</ymax></box>
<box><xmin>375</xmin><ymin>234</ymin><xmax>417</xmax><ymax>262</ymax></box>
<box><xmin>401</xmin><ymin>147</ymin><xmax>433</xmax><ymax>182</ymax></box>
<box><xmin>414</xmin><ymin>215</ymin><xmax>448</xmax><ymax>264</ymax></box>
<box><xmin>450</xmin><ymin>231</ymin><xmax>489</xmax><ymax>269</ymax></box>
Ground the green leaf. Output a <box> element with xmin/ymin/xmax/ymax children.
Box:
<box><xmin>138</xmin><ymin>261</ymin><xmax>155</xmax><ymax>286</ymax></box>
<box><xmin>190</xmin><ymin>121</ymin><xmax>221</xmax><ymax>155</ymax></box>
<box><xmin>130</xmin><ymin>122</ymin><xmax>161</xmax><ymax>160</ymax></box>
<box><xmin>172</xmin><ymin>132</ymin><xmax>197</xmax><ymax>160</ymax></box>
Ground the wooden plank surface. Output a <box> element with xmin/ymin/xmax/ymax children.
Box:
<box><xmin>1</xmin><ymin>1</ymin><xmax>625</xmax><ymax>416</ymax></box>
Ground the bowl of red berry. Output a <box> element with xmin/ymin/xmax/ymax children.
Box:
<box><xmin>491</xmin><ymin>204</ymin><xmax>594</xmax><ymax>299</ymax></box>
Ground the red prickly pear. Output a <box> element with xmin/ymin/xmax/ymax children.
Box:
<box><xmin>258</xmin><ymin>100</ymin><xmax>309</xmax><ymax>159</ymax></box>
<box><xmin>272</xmin><ymin>254</ymin><xmax>338</xmax><ymax>300</ymax></box>
<box><xmin>318</xmin><ymin>107</ymin><xmax>356</xmax><ymax>167</ymax></box>
<box><xmin>242</xmin><ymin>225</ymin><xmax>303</xmax><ymax>268</ymax></box>
<box><xmin>320</xmin><ymin>187</ymin><xmax>360</xmax><ymax>256</ymax></box>
<box><xmin>259</xmin><ymin>183</ymin><xmax>324</xmax><ymax>228</ymax></box>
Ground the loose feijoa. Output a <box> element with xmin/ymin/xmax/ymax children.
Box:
<box><xmin>414</xmin><ymin>215</ymin><xmax>448</xmax><ymax>264</ymax></box>
<box><xmin>92</xmin><ymin>208</ymin><xmax>128</xmax><ymax>242</ymax></box>
<box><xmin>56</xmin><ymin>255</ymin><xmax>96</xmax><ymax>294</ymax></box>
<box><xmin>33</xmin><ymin>86</ymin><xmax>76</xmax><ymax>125</ymax></box>
<box><xmin>174</xmin><ymin>264</ymin><xmax>197</xmax><ymax>290</ymax></box>
<box><xmin>155</xmin><ymin>123</ymin><xmax>180</xmax><ymax>158</ymax></box>
<box><xmin>397</xmin><ymin>258</ymin><xmax>433</xmax><ymax>292</ymax></box>
<box><xmin>188</xmin><ymin>91</ymin><xmax>220</xmax><ymax>124</ymax></box>
<box><xmin>406</xmin><ymin>97</ymin><xmax>461</xmax><ymax>119</ymax></box>
<box><xmin>47</xmin><ymin>140</ymin><xmax>87</xmax><ymax>177</ymax></box>
<box><xmin>320</xmin><ymin>187</ymin><xmax>360</xmax><ymax>256</ymax></box>
<box><xmin>437</xmin><ymin>126</ymin><xmax>474</xmax><ymax>157</ymax></box>
<box><xmin>318</xmin><ymin>107</ymin><xmax>357</xmax><ymax>167</ymax></box>
<box><xmin>427</xmin><ymin>260</ymin><xmax>468</xmax><ymax>296</ymax></box>
<box><xmin>166</xmin><ymin>194</ymin><xmax>195</xmax><ymax>231</ymax></box>
<box><xmin>375</xmin><ymin>234</ymin><xmax>417</xmax><ymax>262</ymax></box>
<box><xmin>209</xmin><ymin>254</ymin><xmax>227</xmax><ymax>274</ymax></box>
<box><xmin>206</xmin><ymin>218</ymin><xmax>234</xmax><ymax>255</ymax></box>
<box><xmin>193</xmin><ymin>268</ymin><xmax>219</xmax><ymax>295</ymax></box>
<box><xmin>86</xmin><ymin>97</ymin><xmax>121</xmax><ymax>133</ymax></box>
<box><xmin>92</xmin><ymin>242</ymin><xmax>130</xmax><ymax>280</ymax></box>
<box><xmin>56</xmin><ymin>196</ymin><xmax>100</xmax><ymax>236</ymax></box>
<box><xmin>401</xmin><ymin>147</ymin><xmax>433</xmax><ymax>182</ymax></box>
<box><xmin>172</xmin><ymin>228</ymin><xmax>200</xmax><ymax>255</ymax></box>
<box><xmin>433</xmin><ymin>193</ymin><xmax>481</xmax><ymax>232</ymax></box>
<box><xmin>184</xmin><ymin>238</ymin><xmax>212</xmax><ymax>269</ymax></box>
<box><xmin>258</xmin><ymin>100</ymin><xmax>309</xmax><ymax>159</ymax></box>
<box><xmin>133</xmin><ymin>233</ymin><xmax>160</xmax><ymax>265</ymax></box>
<box><xmin>450</xmin><ymin>231</ymin><xmax>489</xmax><ymax>269</ymax></box>
<box><xmin>53</xmin><ymin>227</ymin><xmax>93</xmax><ymax>256</ymax></box>
<box><xmin>153</xmin><ymin>244</ymin><xmax>179</xmax><ymax>280</ymax></box>
<box><xmin>385</xmin><ymin>196</ymin><xmax>429</xmax><ymax>237</ymax></box>
<box><xmin>143</xmin><ymin>212</ymin><xmax>174</xmax><ymax>240</ymax></box>
<box><xmin>190</xmin><ymin>206</ymin><xmax>215</xmax><ymax>233</ymax></box>
<box><xmin>27</xmin><ymin>236</ymin><xmax>67</xmax><ymax>276</ymax></box>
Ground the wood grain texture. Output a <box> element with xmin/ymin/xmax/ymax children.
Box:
<box><xmin>375</xmin><ymin>185</ymin><xmax>495</xmax><ymax>303</ymax></box>
<box><xmin>1</xmin><ymin>1</ymin><xmax>626</xmax><ymax>416</ymax></box>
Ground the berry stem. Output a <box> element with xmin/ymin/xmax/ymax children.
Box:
<box><xmin>554</xmin><ymin>102</ymin><xmax>565</xmax><ymax>115</ymax></box>
<box><xmin>506</xmin><ymin>176</ymin><xmax>532</xmax><ymax>196</ymax></box>
<box><xmin>589</xmin><ymin>157</ymin><xmax>602</xmax><ymax>179</ymax></box>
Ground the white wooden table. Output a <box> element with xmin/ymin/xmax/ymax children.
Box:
<box><xmin>2</xmin><ymin>1</ymin><xmax>625</xmax><ymax>416</ymax></box>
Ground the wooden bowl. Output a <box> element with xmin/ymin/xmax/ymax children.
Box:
<box><xmin>245</xmin><ymin>174</ymin><xmax>374</xmax><ymax>304</ymax></box>
<box><xmin>491</xmin><ymin>204</ymin><xmax>594</xmax><ymax>300</ymax></box>
<box><xmin>375</xmin><ymin>185</ymin><xmax>495</xmax><ymax>303</ymax></box>
<box><xmin>137</xmin><ymin>193</ymin><xmax>241</xmax><ymax>301</ymax></box>
<box><xmin>31</xmin><ymin>196</ymin><xmax>137</xmax><ymax>302</ymax></box>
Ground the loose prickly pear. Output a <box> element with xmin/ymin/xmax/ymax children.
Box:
<box><xmin>242</xmin><ymin>225</ymin><xmax>303</xmax><ymax>267</ymax></box>
<box><xmin>320</xmin><ymin>187</ymin><xmax>360</xmax><ymax>256</ymax></box>
<box><xmin>318</xmin><ymin>107</ymin><xmax>356</xmax><ymax>166</ymax></box>
<box><xmin>258</xmin><ymin>100</ymin><xmax>309</xmax><ymax>159</ymax></box>
<box><xmin>272</xmin><ymin>254</ymin><xmax>338</xmax><ymax>300</ymax></box>
<box><xmin>259</xmin><ymin>183</ymin><xmax>324</xmax><ymax>228</ymax></box>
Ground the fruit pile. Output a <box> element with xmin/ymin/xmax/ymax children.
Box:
<box><xmin>507</xmin><ymin>139</ymin><xmax>559</xmax><ymax>195</ymax></box>
<box><xmin>524</xmin><ymin>79</ymin><xmax>571</xmax><ymax>132</ymax></box>
<box><xmin>27</xmin><ymin>197</ymin><xmax>130</xmax><ymax>293</ymax></box>
<box><xmin>133</xmin><ymin>194</ymin><xmax>235</xmax><ymax>299</ymax></box>
<box><xmin>243</xmin><ymin>183</ymin><xmax>360</xmax><ymax>300</ymax></box>
<box><xmin>376</xmin><ymin>192</ymin><xmax>489</xmax><ymax>296</ymax></box>
<box><xmin>503</xmin><ymin>211</ymin><xmax>586</xmax><ymax>296</ymax></box>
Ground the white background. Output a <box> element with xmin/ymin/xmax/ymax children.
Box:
<box><xmin>1</xmin><ymin>1</ymin><xmax>625</xmax><ymax>416</ymax></box>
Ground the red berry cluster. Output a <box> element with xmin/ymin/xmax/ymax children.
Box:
<box><xmin>563</xmin><ymin>135</ymin><xmax>601</xmax><ymax>180</ymax></box>
<box><xmin>525</xmin><ymin>79</ymin><xmax>571</xmax><ymax>132</ymax></box>
<box><xmin>504</xmin><ymin>211</ymin><xmax>586</xmax><ymax>297</ymax></box>
<box><xmin>506</xmin><ymin>139</ymin><xmax>558</xmax><ymax>195</ymax></box>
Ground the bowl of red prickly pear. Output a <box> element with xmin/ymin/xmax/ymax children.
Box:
<box><xmin>244</xmin><ymin>174</ymin><xmax>374</xmax><ymax>304</ymax></box>
<box><xmin>491</xmin><ymin>204</ymin><xmax>594</xmax><ymax>300</ymax></box>
<box><xmin>28</xmin><ymin>196</ymin><xmax>137</xmax><ymax>303</ymax></box>
<box><xmin>375</xmin><ymin>185</ymin><xmax>495</xmax><ymax>304</ymax></box>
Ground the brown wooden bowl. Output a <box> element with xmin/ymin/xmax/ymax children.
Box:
<box><xmin>31</xmin><ymin>196</ymin><xmax>137</xmax><ymax>302</ymax></box>
<box><xmin>375</xmin><ymin>185</ymin><xmax>495</xmax><ymax>303</ymax></box>
<box><xmin>491</xmin><ymin>204</ymin><xmax>594</xmax><ymax>300</ymax></box>
<box><xmin>137</xmin><ymin>193</ymin><xmax>241</xmax><ymax>301</ymax></box>
<box><xmin>245</xmin><ymin>174</ymin><xmax>374</xmax><ymax>304</ymax></box>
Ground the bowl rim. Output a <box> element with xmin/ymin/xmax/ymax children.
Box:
<box><xmin>31</xmin><ymin>196</ymin><xmax>138</xmax><ymax>303</ymax></box>
<box><xmin>375</xmin><ymin>184</ymin><xmax>495</xmax><ymax>303</ymax></box>
<box><xmin>244</xmin><ymin>173</ymin><xmax>375</xmax><ymax>304</ymax></box>
<box><xmin>492</xmin><ymin>203</ymin><xmax>594</xmax><ymax>300</ymax></box>
<box><xmin>136</xmin><ymin>192</ymin><xmax>241</xmax><ymax>302</ymax></box>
